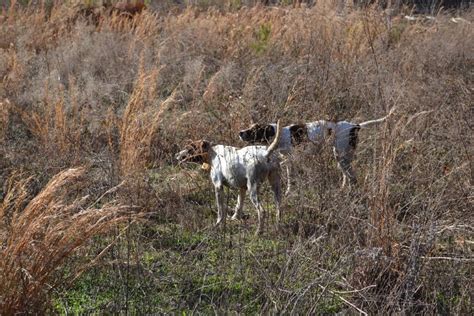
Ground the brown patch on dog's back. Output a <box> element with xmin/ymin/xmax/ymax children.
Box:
<box><xmin>289</xmin><ymin>124</ymin><xmax>308</xmax><ymax>145</ymax></box>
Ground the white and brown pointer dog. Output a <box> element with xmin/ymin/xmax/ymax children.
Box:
<box><xmin>239</xmin><ymin>109</ymin><xmax>395</xmax><ymax>191</ymax></box>
<box><xmin>176</xmin><ymin>121</ymin><xmax>283</xmax><ymax>234</ymax></box>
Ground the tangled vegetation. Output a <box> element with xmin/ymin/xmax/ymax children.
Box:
<box><xmin>0</xmin><ymin>0</ymin><xmax>472</xmax><ymax>314</ymax></box>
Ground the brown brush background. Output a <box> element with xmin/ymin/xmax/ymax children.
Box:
<box><xmin>0</xmin><ymin>0</ymin><xmax>472</xmax><ymax>314</ymax></box>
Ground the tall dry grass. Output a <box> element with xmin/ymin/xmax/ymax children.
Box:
<box><xmin>0</xmin><ymin>168</ymin><xmax>131</xmax><ymax>314</ymax></box>
<box><xmin>0</xmin><ymin>0</ymin><xmax>472</xmax><ymax>313</ymax></box>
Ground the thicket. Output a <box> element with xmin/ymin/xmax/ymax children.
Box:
<box><xmin>0</xmin><ymin>1</ymin><xmax>472</xmax><ymax>314</ymax></box>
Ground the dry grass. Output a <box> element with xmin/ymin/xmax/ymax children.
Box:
<box><xmin>0</xmin><ymin>0</ymin><xmax>472</xmax><ymax>313</ymax></box>
<box><xmin>0</xmin><ymin>168</ymin><xmax>131</xmax><ymax>314</ymax></box>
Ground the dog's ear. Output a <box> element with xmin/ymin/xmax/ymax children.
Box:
<box><xmin>264</xmin><ymin>125</ymin><xmax>276</xmax><ymax>139</ymax></box>
<box><xmin>200</xmin><ymin>140</ymin><xmax>211</xmax><ymax>152</ymax></box>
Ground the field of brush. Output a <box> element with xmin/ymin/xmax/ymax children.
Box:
<box><xmin>0</xmin><ymin>1</ymin><xmax>473</xmax><ymax>314</ymax></box>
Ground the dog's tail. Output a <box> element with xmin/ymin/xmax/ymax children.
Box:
<box><xmin>359</xmin><ymin>106</ymin><xmax>396</xmax><ymax>129</ymax></box>
<box><xmin>265</xmin><ymin>119</ymin><xmax>282</xmax><ymax>157</ymax></box>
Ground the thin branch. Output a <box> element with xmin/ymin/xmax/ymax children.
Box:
<box><xmin>421</xmin><ymin>256</ymin><xmax>474</xmax><ymax>262</ymax></box>
<box><xmin>332</xmin><ymin>284</ymin><xmax>377</xmax><ymax>294</ymax></box>
<box><xmin>319</xmin><ymin>285</ymin><xmax>368</xmax><ymax>316</ymax></box>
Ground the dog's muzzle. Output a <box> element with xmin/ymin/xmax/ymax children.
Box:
<box><xmin>175</xmin><ymin>150</ymin><xmax>188</xmax><ymax>163</ymax></box>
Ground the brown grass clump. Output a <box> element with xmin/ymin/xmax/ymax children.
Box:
<box><xmin>0</xmin><ymin>167</ymin><xmax>130</xmax><ymax>314</ymax></box>
<box><xmin>119</xmin><ymin>65</ymin><xmax>159</xmax><ymax>175</ymax></box>
<box><xmin>0</xmin><ymin>99</ymin><xmax>10</xmax><ymax>142</ymax></box>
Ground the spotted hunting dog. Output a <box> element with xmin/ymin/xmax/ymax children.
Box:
<box><xmin>239</xmin><ymin>109</ymin><xmax>395</xmax><ymax>191</ymax></box>
<box><xmin>176</xmin><ymin>120</ymin><xmax>283</xmax><ymax>235</ymax></box>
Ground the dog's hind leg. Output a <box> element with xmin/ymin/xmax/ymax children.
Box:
<box><xmin>248</xmin><ymin>183</ymin><xmax>265</xmax><ymax>235</ymax></box>
<box><xmin>268</xmin><ymin>171</ymin><xmax>282</xmax><ymax>223</ymax></box>
<box><xmin>215</xmin><ymin>185</ymin><xmax>227</xmax><ymax>226</ymax></box>
<box><xmin>231</xmin><ymin>187</ymin><xmax>246</xmax><ymax>220</ymax></box>
<box><xmin>337</xmin><ymin>155</ymin><xmax>357</xmax><ymax>188</ymax></box>
<box><xmin>334</xmin><ymin>147</ymin><xmax>357</xmax><ymax>188</ymax></box>
<box><xmin>279</xmin><ymin>154</ymin><xmax>292</xmax><ymax>196</ymax></box>
<box><xmin>284</xmin><ymin>162</ymin><xmax>291</xmax><ymax>196</ymax></box>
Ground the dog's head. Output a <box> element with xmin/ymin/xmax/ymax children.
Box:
<box><xmin>239</xmin><ymin>123</ymin><xmax>276</xmax><ymax>144</ymax></box>
<box><xmin>175</xmin><ymin>140</ymin><xmax>212</xmax><ymax>164</ymax></box>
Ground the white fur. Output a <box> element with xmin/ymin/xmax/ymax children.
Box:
<box><xmin>177</xmin><ymin>121</ymin><xmax>283</xmax><ymax>234</ymax></box>
<box><xmin>206</xmin><ymin>144</ymin><xmax>282</xmax><ymax>234</ymax></box>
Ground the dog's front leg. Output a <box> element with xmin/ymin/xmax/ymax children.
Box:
<box><xmin>215</xmin><ymin>185</ymin><xmax>226</xmax><ymax>226</ymax></box>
